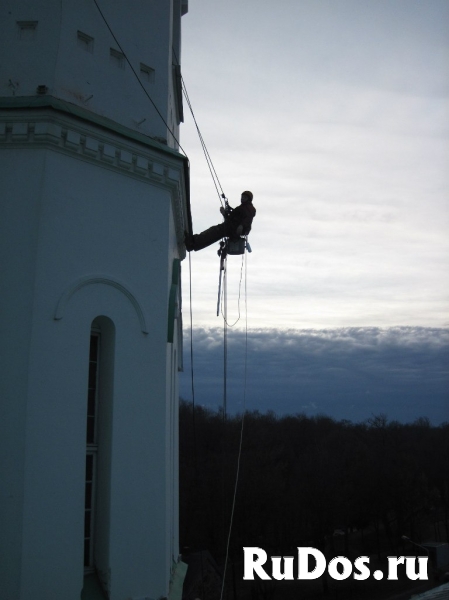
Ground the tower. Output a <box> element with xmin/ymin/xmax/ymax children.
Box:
<box><xmin>0</xmin><ymin>1</ymin><xmax>191</xmax><ymax>599</ymax></box>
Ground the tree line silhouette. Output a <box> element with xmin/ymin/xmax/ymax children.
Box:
<box><xmin>179</xmin><ymin>401</ymin><xmax>449</xmax><ymax>577</ymax></box>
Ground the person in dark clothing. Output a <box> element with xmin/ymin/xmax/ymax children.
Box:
<box><xmin>185</xmin><ymin>191</ymin><xmax>256</xmax><ymax>252</ymax></box>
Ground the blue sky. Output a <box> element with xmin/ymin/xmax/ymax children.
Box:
<box><xmin>179</xmin><ymin>0</ymin><xmax>449</xmax><ymax>423</ymax></box>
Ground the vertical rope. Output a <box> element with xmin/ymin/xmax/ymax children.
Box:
<box><xmin>188</xmin><ymin>253</ymin><xmax>198</xmax><ymax>477</ymax></box>
<box><xmin>220</xmin><ymin>252</ymin><xmax>249</xmax><ymax>600</ymax></box>
<box><xmin>221</xmin><ymin>257</ymin><xmax>228</xmax><ymax>596</ymax></box>
<box><xmin>181</xmin><ymin>77</ymin><xmax>226</xmax><ymax>207</ymax></box>
<box><xmin>223</xmin><ymin>259</ymin><xmax>228</xmax><ymax>420</ymax></box>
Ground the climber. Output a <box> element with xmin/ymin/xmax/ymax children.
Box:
<box><xmin>185</xmin><ymin>191</ymin><xmax>256</xmax><ymax>252</ymax></box>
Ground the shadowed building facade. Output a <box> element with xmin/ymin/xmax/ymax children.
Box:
<box><xmin>0</xmin><ymin>1</ymin><xmax>191</xmax><ymax>598</ymax></box>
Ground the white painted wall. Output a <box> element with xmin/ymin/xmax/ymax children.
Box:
<box><xmin>0</xmin><ymin>1</ymin><xmax>189</xmax><ymax>598</ymax></box>
<box><xmin>0</xmin><ymin>0</ymin><xmax>187</xmax><ymax>147</ymax></box>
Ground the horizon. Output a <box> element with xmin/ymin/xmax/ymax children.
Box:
<box><xmin>180</xmin><ymin>324</ymin><xmax>449</xmax><ymax>426</ymax></box>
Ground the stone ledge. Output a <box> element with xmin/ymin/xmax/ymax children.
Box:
<box><xmin>0</xmin><ymin>116</ymin><xmax>183</xmax><ymax>191</ymax></box>
<box><xmin>0</xmin><ymin>110</ymin><xmax>188</xmax><ymax>258</ymax></box>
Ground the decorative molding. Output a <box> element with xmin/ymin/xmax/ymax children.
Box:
<box><xmin>0</xmin><ymin>105</ymin><xmax>188</xmax><ymax>258</ymax></box>
<box><xmin>0</xmin><ymin>116</ymin><xmax>178</xmax><ymax>185</ymax></box>
<box><xmin>54</xmin><ymin>275</ymin><xmax>149</xmax><ymax>334</ymax></box>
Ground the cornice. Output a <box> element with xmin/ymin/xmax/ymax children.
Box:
<box><xmin>0</xmin><ymin>99</ymin><xmax>189</xmax><ymax>257</ymax></box>
<box><xmin>0</xmin><ymin>95</ymin><xmax>183</xmax><ymax>159</ymax></box>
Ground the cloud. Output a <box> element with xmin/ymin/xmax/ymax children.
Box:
<box><xmin>180</xmin><ymin>326</ymin><xmax>449</xmax><ymax>425</ymax></box>
<box><xmin>181</xmin><ymin>0</ymin><xmax>449</xmax><ymax>330</ymax></box>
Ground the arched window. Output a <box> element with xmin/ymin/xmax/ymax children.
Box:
<box><xmin>84</xmin><ymin>317</ymin><xmax>115</xmax><ymax>593</ymax></box>
<box><xmin>85</xmin><ymin>328</ymin><xmax>100</xmax><ymax>568</ymax></box>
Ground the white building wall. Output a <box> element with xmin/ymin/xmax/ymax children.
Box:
<box><xmin>0</xmin><ymin>0</ymin><xmax>190</xmax><ymax>592</ymax></box>
<box><xmin>0</xmin><ymin>0</ymin><xmax>187</xmax><ymax>147</ymax></box>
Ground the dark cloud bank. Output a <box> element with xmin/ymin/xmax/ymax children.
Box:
<box><xmin>180</xmin><ymin>326</ymin><xmax>449</xmax><ymax>425</ymax></box>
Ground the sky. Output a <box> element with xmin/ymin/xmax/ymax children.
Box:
<box><xmin>178</xmin><ymin>0</ymin><xmax>449</xmax><ymax>423</ymax></box>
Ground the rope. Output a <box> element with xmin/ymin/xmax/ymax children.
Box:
<box><xmin>93</xmin><ymin>0</ymin><xmax>227</xmax><ymax>213</ymax></box>
<box><xmin>188</xmin><ymin>253</ymin><xmax>198</xmax><ymax>478</ymax></box>
<box><xmin>223</xmin><ymin>262</ymin><xmax>228</xmax><ymax>420</ymax></box>
<box><xmin>220</xmin><ymin>251</ymin><xmax>249</xmax><ymax>600</ymax></box>
<box><xmin>92</xmin><ymin>0</ymin><xmax>187</xmax><ymax>155</ymax></box>
<box><xmin>220</xmin><ymin>253</ymin><xmax>245</xmax><ymax>328</ymax></box>
<box><xmin>173</xmin><ymin>45</ymin><xmax>226</xmax><ymax>208</ymax></box>
<box><xmin>222</xmin><ymin>263</ymin><xmax>228</xmax><ymax>587</ymax></box>
<box><xmin>92</xmin><ymin>7</ymin><xmax>243</xmax><ymax>597</ymax></box>
<box><xmin>181</xmin><ymin>76</ymin><xmax>226</xmax><ymax>208</ymax></box>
